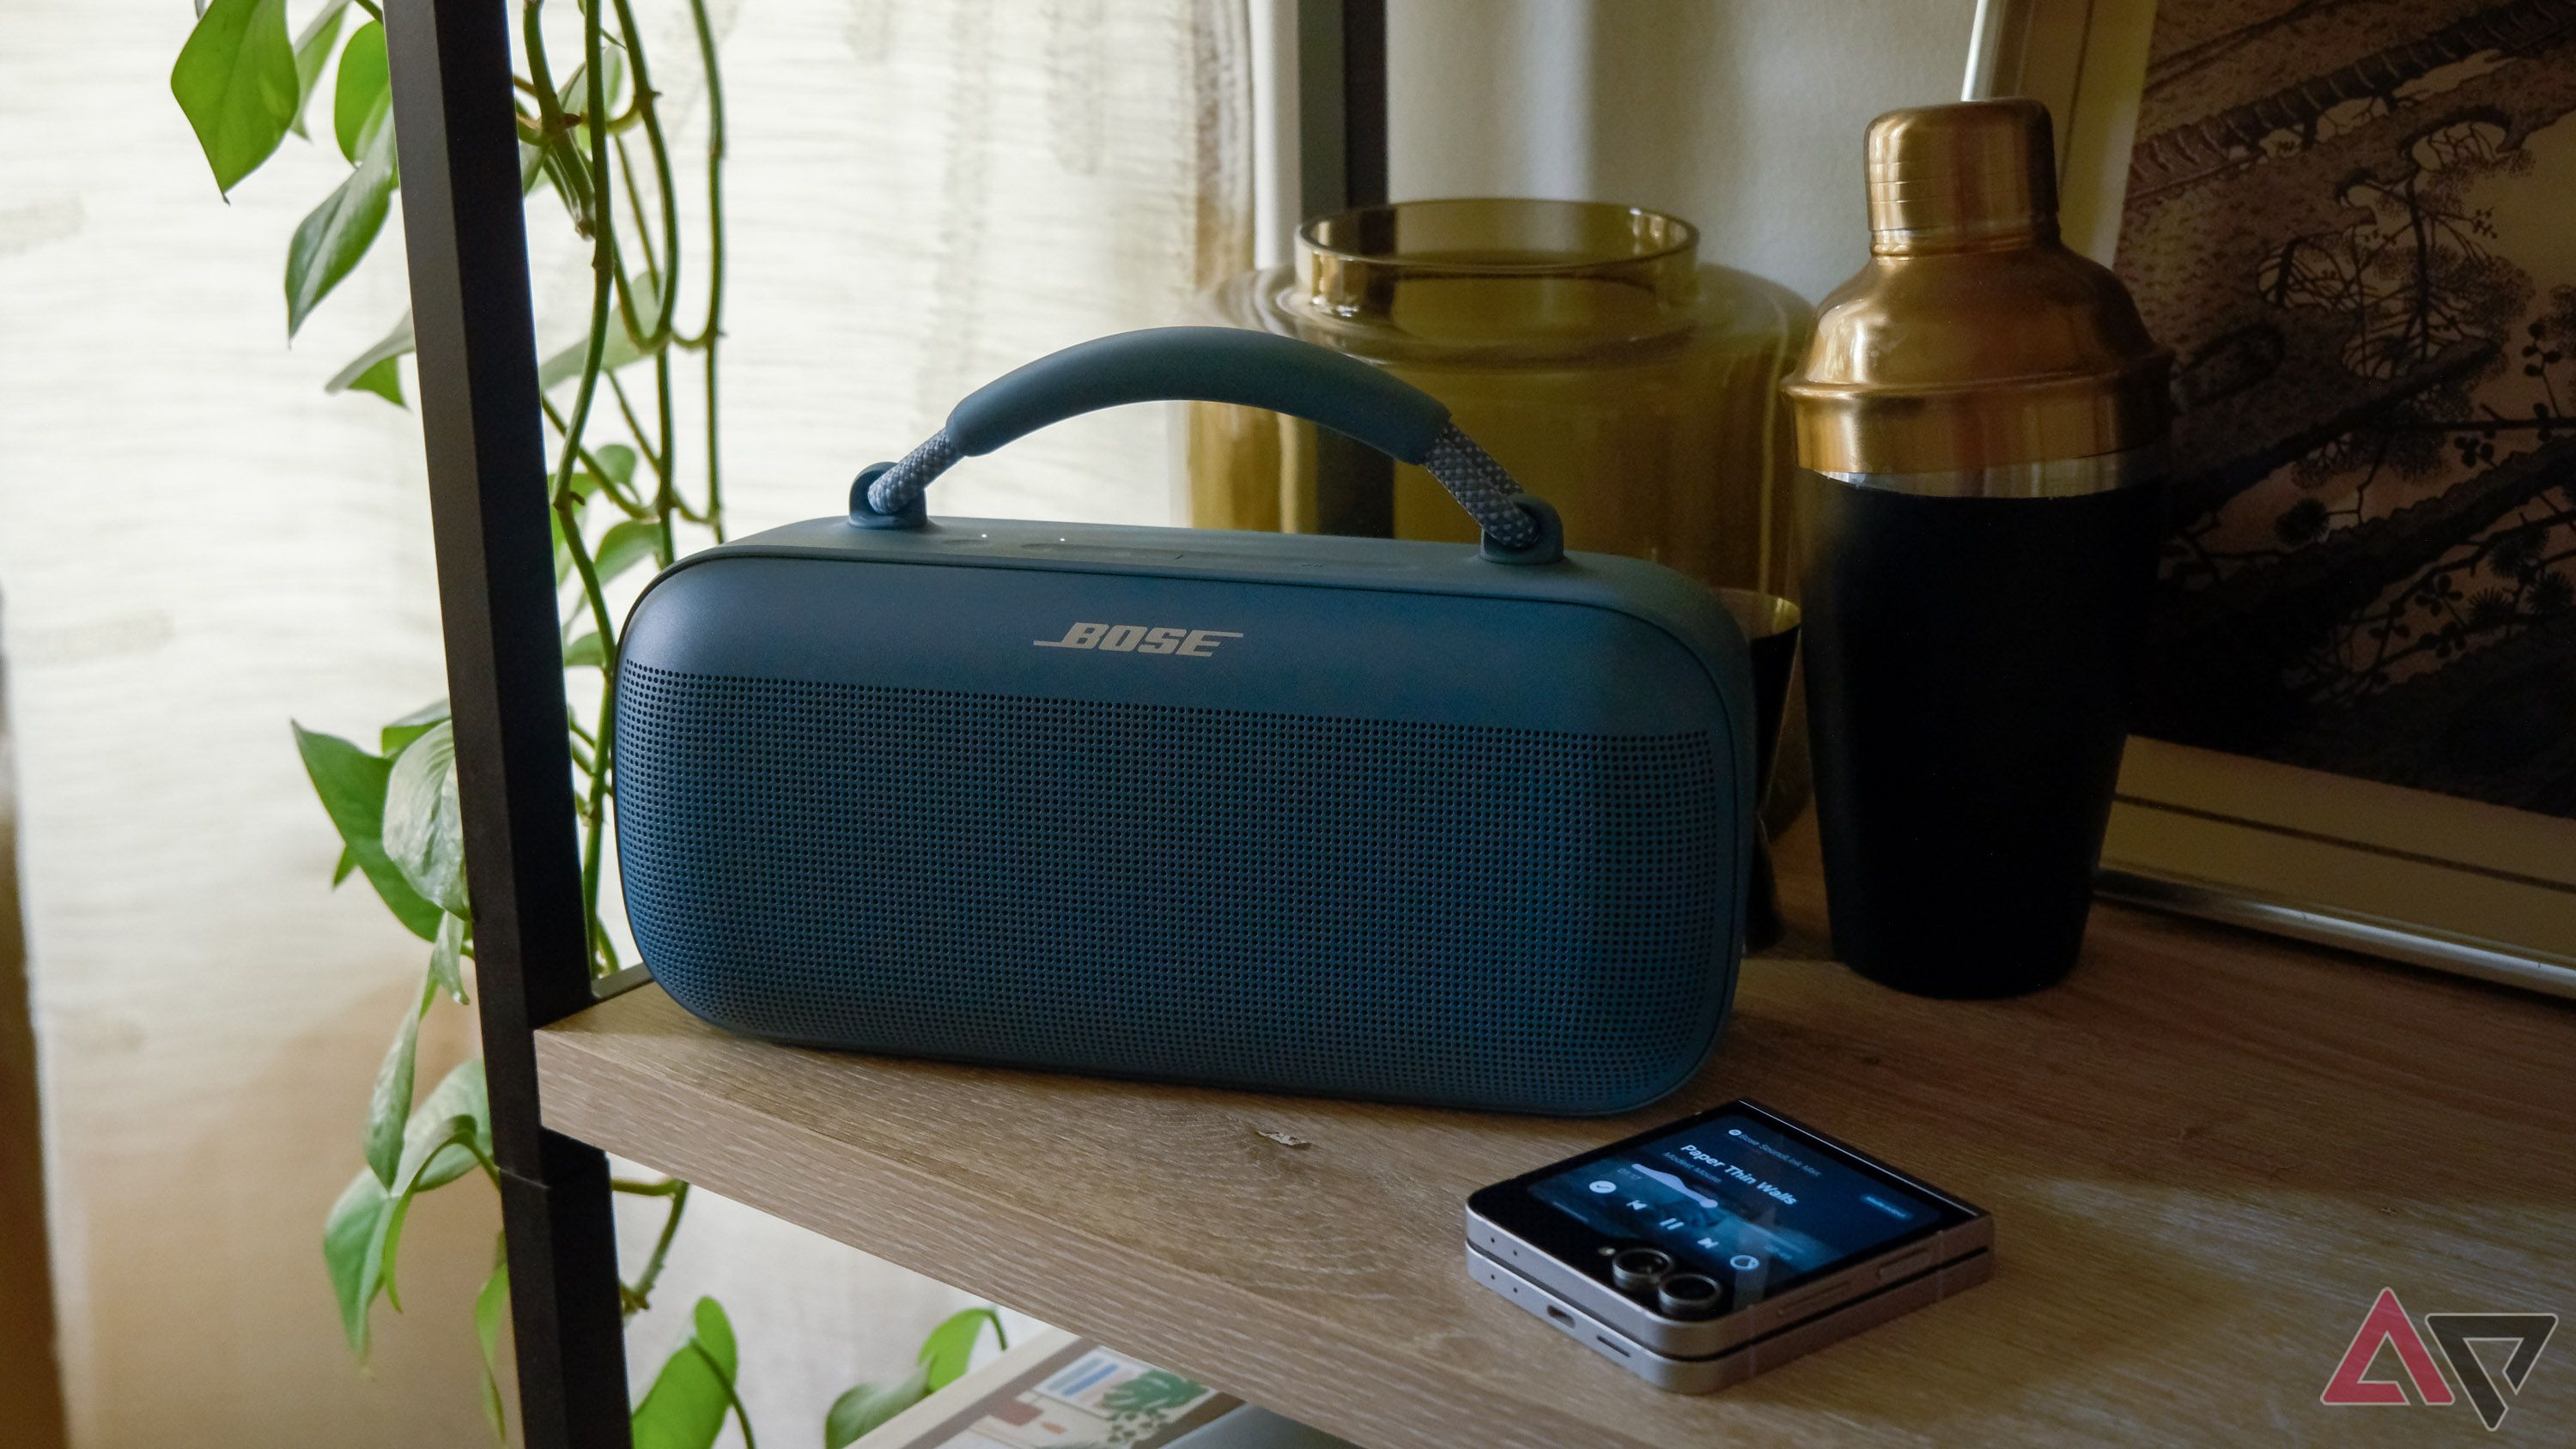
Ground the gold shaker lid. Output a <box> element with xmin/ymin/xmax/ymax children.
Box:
<box><xmin>1785</xmin><ymin>99</ymin><xmax>2170</xmax><ymax>477</ymax></box>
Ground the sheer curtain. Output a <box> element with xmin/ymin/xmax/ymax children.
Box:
<box><xmin>0</xmin><ymin>0</ymin><xmax>1248</xmax><ymax>1442</ymax></box>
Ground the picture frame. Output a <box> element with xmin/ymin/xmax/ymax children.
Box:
<box><xmin>1965</xmin><ymin>0</ymin><xmax>2576</xmax><ymax>996</ymax></box>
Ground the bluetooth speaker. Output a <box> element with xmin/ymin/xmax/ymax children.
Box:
<box><xmin>612</xmin><ymin>329</ymin><xmax>1756</xmax><ymax>1114</ymax></box>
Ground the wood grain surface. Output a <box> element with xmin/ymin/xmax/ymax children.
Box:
<box><xmin>535</xmin><ymin>836</ymin><xmax>2576</xmax><ymax>1447</ymax></box>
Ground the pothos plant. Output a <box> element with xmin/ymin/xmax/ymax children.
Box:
<box><xmin>170</xmin><ymin>0</ymin><xmax>1001</xmax><ymax>1441</ymax></box>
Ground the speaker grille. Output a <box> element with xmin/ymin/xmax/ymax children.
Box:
<box><xmin>616</xmin><ymin>662</ymin><xmax>1733</xmax><ymax>1113</ymax></box>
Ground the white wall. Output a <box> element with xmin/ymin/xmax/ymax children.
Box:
<box><xmin>1387</xmin><ymin>0</ymin><xmax>1985</xmax><ymax>303</ymax></box>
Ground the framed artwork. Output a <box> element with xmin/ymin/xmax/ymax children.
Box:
<box><xmin>1971</xmin><ymin>0</ymin><xmax>2576</xmax><ymax>995</ymax></box>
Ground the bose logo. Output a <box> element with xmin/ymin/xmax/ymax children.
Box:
<box><xmin>1033</xmin><ymin>622</ymin><xmax>1243</xmax><ymax>657</ymax></box>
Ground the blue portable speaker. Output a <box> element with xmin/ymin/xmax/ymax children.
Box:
<box><xmin>612</xmin><ymin>329</ymin><xmax>1756</xmax><ymax>1114</ymax></box>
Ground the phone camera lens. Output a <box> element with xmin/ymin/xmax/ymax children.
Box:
<box><xmin>1656</xmin><ymin>1273</ymin><xmax>1723</xmax><ymax>1320</ymax></box>
<box><xmin>1608</xmin><ymin>1247</ymin><xmax>1673</xmax><ymax>1292</ymax></box>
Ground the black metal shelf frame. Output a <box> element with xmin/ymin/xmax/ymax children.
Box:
<box><xmin>381</xmin><ymin>3</ymin><xmax>1385</xmax><ymax>1444</ymax></box>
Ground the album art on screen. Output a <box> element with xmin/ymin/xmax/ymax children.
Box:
<box><xmin>2118</xmin><ymin>0</ymin><xmax>2576</xmax><ymax>814</ymax></box>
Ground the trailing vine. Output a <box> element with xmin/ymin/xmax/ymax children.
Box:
<box><xmin>171</xmin><ymin>1</ymin><xmax>998</xmax><ymax>1440</ymax></box>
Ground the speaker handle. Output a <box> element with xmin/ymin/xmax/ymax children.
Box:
<box><xmin>848</xmin><ymin>327</ymin><xmax>1560</xmax><ymax>562</ymax></box>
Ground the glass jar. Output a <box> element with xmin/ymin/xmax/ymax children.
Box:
<box><xmin>1182</xmin><ymin>198</ymin><xmax>1813</xmax><ymax>601</ymax></box>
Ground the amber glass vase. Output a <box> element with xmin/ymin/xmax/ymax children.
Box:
<box><xmin>1184</xmin><ymin>198</ymin><xmax>1813</xmax><ymax>601</ymax></box>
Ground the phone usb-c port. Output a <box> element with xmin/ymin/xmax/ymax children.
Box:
<box><xmin>1595</xmin><ymin>1336</ymin><xmax>1632</xmax><ymax>1358</ymax></box>
<box><xmin>1545</xmin><ymin>1305</ymin><xmax>1573</xmax><ymax>1325</ymax></box>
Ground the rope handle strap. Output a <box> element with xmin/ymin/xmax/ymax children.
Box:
<box><xmin>848</xmin><ymin>328</ymin><xmax>1558</xmax><ymax>562</ymax></box>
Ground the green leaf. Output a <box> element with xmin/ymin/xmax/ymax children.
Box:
<box><xmin>363</xmin><ymin>997</ymin><xmax>422</xmax><ymax>1187</ymax></box>
<box><xmin>632</xmin><ymin>1297</ymin><xmax>744</xmax><ymax>1449</ymax></box>
<box><xmin>331</xmin><ymin>845</ymin><xmax>356</xmax><ymax>886</ymax></box>
<box><xmin>294</xmin><ymin>722</ymin><xmax>441</xmax><ymax>940</ymax></box>
<box><xmin>323</xmin><ymin>1167</ymin><xmax>392</xmax><ymax>1357</ymax></box>
<box><xmin>593</xmin><ymin>443</ymin><xmax>638</xmax><ymax>491</ymax></box>
<box><xmin>824</xmin><ymin>1366</ymin><xmax>930</xmax><ymax>1449</ymax></box>
<box><xmin>594</xmin><ymin>518</ymin><xmax>665</xmax><ymax>584</ymax></box>
<box><xmin>407</xmin><ymin>1057</ymin><xmax>492</xmax><ymax>1193</ymax></box>
<box><xmin>284</xmin><ymin>94</ymin><xmax>396</xmax><ymax>336</ymax></box>
<box><xmin>321</xmin><ymin>1070</ymin><xmax>493</xmax><ymax>1361</ymax></box>
<box><xmin>377</xmin><ymin>1113</ymin><xmax>483</xmax><ymax>1313</ymax></box>
<box><xmin>346</xmin><ymin>355</ymin><xmax>404</xmax><ymax>405</ymax></box>
<box><xmin>327</xmin><ymin>312</ymin><xmax>416</xmax><ymax>401</ymax></box>
<box><xmin>690</xmin><ymin>1298</ymin><xmax>738</xmax><ymax>1381</ymax></box>
<box><xmin>562</xmin><ymin>632</ymin><xmax>606</xmax><ymax>670</ymax></box>
<box><xmin>538</xmin><ymin>270</ymin><xmax>658</xmax><ymax>391</ymax></box>
<box><xmin>428</xmin><ymin>910</ymin><xmax>469</xmax><ymax>1005</ymax></box>
<box><xmin>476</xmin><ymin>1243</ymin><xmax>511</xmax><ymax>1441</ymax></box>
<box><xmin>331</xmin><ymin>19</ymin><xmax>387</xmax><ymax>162</ymax></box>
<box><xmin>381</xmin><ymin>719</ymin><xmax>466</xmax><ymax>914</ymax></box>
<box><xmin>380</xmin><ymin>697</ymin><xmax>450</xmax><ymax>757</ymax></box>
<box><xmin>917</xmin><ymin>1307</ymin><xmax>1004</xmax><ymax>1391</ymax></box>
<box><xmin>172</xmin><ymin>0</ymin><xmax>298</xmax><ymax>196</ymax></box>
<box><xmin>289</xmin><ymin>0</ymin><xmax>351</xmax><ymax>140</ymax></box>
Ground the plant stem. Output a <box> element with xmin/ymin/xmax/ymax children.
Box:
<box><xmin>540</xmin><ymin>396</ymin><xmax>650</xmax><ymax>517</ymax></box>
<box><xmin>613</xmin><ymin>132</ymin><xmax>661</xmax><ymax>282</ymax></box>
<box><xmin>708</xmin><ymin>1355</ymin><xmax>758</xmax><ymax>1449</ymax></box>
<box><xmin>603</xmin><ymin>0</ymin><xmax>681</xmax><ymax>351</ymax></box>
<box><xmin>621</xmin><ymin>1179</ymin><xmax>691</xmax><ymax>1316</ymax></box>
<box><xmin>519</xmin><ymin>1</ymin><xmax>568</xmax><ymax>141</ymax></box>
<box><xmin>541</xmin><ymin>2</ymin><xmax>617</xmax><ymax>523</ymax></box>
<box><xmin>679</xmin><ymin>0</ymin><xmax>727</xmax><ymax>537</ymax></box>
<box><xmin>654</xmin><ymin>350</ymin><xmax>678</xmax><ymax>563</ymax></box>
<box><xmin>606</xmin><ymin>371</ymin><xmax>665</xmax><ymax>478</ymax></box>
<box><xmin>555</xmin><ymin>509</ymin><xmax>621</xmax><ymax>974</ymax></box>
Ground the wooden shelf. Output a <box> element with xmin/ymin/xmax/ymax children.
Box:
<box><xmin>535</xmin><ymin>840</ymin><xmax>2576</xmax><ymax>1448</ymax></box>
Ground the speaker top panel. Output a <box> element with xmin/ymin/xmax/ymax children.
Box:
<box><xmin>623</xmin><ymin>515</ymin><xmax>1755</xmax><ymax>743</ymax></box>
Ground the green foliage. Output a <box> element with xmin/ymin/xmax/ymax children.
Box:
<box><xmin>172</xmin><ymin>0</ymin><xmax>298</xmax><ymax>196</ymax></box>
<box><xmin>345</xmin><ymin>355</ymin><xmax>405</xmax><ymax>405</ymax></box>
<box><xmin>331</xmin><ymin>20</ymin><xmax>388</xmax><ymax>162</ymax></box>
<box><xmin>825</xmin><ymin>1308</ymin><xmax>1010</xmax><ymax>1447</ymax></box>
<box><xmin>375</xmin><ymin>1113</ymin><xmax>492</xmax><ymax>1312</ymax></box>
<box><xmin>824</xmin><ymin>1367</ymin><xmax>927</xmax><ymax>1448</ymax></box>
<box><xmin>380</xmin><ymin>698</ymin><xmax>452</xmax><ymax>758</ymax></box>
<box><xmin>326</xmin><ymin>312</ymin><xmax>416</xmax><ymax>407</ymax></box>
<box><xmin>631</xmin><ymin>1298</ymin><xmax>749</xmax><ymax>1449</ymax></box>
<box><xmin>382</xmin><ymin>720</ymin><xmax>466</xmax><ymax>915</ymax></box>
<box><xmin>594</xmin><ymin>444</ymin><xmax>640</xmax><ymax>491</ymax></box>
<box><xmin>428</xmin><ymin>911</ymin><xmax>470</xmax><ymax>1006</ymax></box>
<box><xmin>322</xmin><ymin>1058</ymin><xmax>495</xmax><ymax>1358</ymax></box>
<box><xmin>409</xmin><ymin>1058</ymin><xmax>495</xmax><ymax>1192</ymax></box>
<box><xmin>174</xmin><ymin>4</ymin><xmax>984</xmax><ymax>1443</ymax></box>
<box><xmin>918</xmin><ymin>1307</ymin><xmax>1007</xmax><ymax>1391</ymax></box>
<box><xmin>362</xmin><ymin>988</ymin><xmax>423</xmax><ymax>1187</ymax></box>
<box><xmin>285</xmin><ymin>95</ymin><xmax>396</xmax><ymax>336</ymax></box>
<box><xmin>477</xmin><ymin>1242</ymin><xmax>512</xmax><ymax>1438</ymax></box>
<box><xmin>294</xmin><ymin>723</ymin><xmax>441</xmax><ymax>940</ymax></box>
<box><xmin>596</xmin><ymin>518</ymin><xmax>668</xmax><ymax>583</ymax></box>
<box><xmin>289</xmin><ymin>3</ymin><xmax>353</xmax><ymax>140</ymax></box>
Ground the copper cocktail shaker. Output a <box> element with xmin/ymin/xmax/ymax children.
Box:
<box><xmin>1783</xmin><ymin>100</ymin><xmax>2171</xmax><ymax>997</ymax></box>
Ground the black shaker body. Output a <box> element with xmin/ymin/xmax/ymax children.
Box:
<box><xmin>1799</xmin><ymin>472</ymin><xmax>2164</xmax><ymax>997</ymax></box>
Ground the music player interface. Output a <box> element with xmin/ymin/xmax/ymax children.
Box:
<box><xmin>1529</xmin><ymin>1112</ymin><xmax>1935</xmax><ymax>1295</ymax></box>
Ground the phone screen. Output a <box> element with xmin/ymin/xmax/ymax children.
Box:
<box><xmin>1522</xmin><ymin>1109</ymin><xmax>1941</xmax><ymax>1290</ymax></box>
